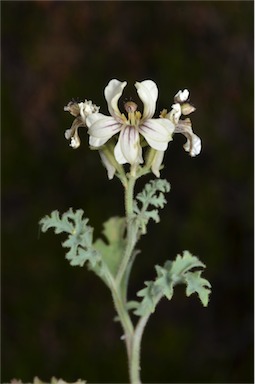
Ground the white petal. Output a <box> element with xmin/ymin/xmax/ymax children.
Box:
<box><xmin>89</xmin><ymin>136</ymin><xmax>109</xmax><ymax>147</ymax></box>
<box><xmin>151</xmin><ymin>150</ymin><xmax>165</xmax><ymax>178</ymax></box>
<box><xmin>135</xmin><ymin>80</ymin><xmax>158</xmax><ymax>120</ymax></box>
<box><xmin>167</xmin><ymin>103</ymin><xmax>182</xmax><ymax>124</ymax></box>
<box><xmin>114</xmin><ymin>126</ymin><xmax>143</xmax><ymax>165</ymax></box>
<box><xmin>88</xmin><ymin>116</ymin><xmax>121</xmax><ymax>138</ymax></box>
<box><xmin>65</xmin><ymin>117</ymin><xmax>84</xmax><ymax>140</ymax></box>
<box><xmin>78</xmin><ymin>100</ymin><xmax>99</xmax><ymax>122</ymax></box>
<box><xmin>175</xmin><ymin>120</ymin><xmax>202</xmax><ymax>157</ymax></box>
<box><xmin>139</xmin><ymin>118</ymin><xmax>174</xmax><ymax>150</ymax></box>
<box><xmin>64</xmin><ymin>117</ymin><xmax>84</xmax><ymax>148</ymax></box>
<box><xmin>65</xmin><ymin>128</ymin><xmax>73</xmax><ymax>140</ymax></box>
<box><xmin>183</xmin><ymin>134</ymin><xmax>202</xmax><ymax>156</ymax></box>
<box><xmin>99</xmin><ymin>151</ymin><xmax>116</xmax><ymax>179</ymax></box>
<box><xmin>114</xmin><ymin>139</ymin><xmax>127</xmax><ymax>164</ymax></box>
<box><xmin>86</xmin><ymin>112</ymin><xmax>108</xmax><ymax>128</ymax></box>
<box><xmin>70</xmin><ymin>135</ymin><xmax>80</xmax><ymax>149</ymax></box>
<box><xmin>174</xmin><ymin>89</ymin><xmax>189</xmax><ymax>103</ymax></box>
<box><xmin>104</xmin><ymin>79</ymin><xmax>127</xmax><ymax>118</ymax></box>
<box><xmin>87</xmin><ymin>114</ymin><xmax>122</xmax><ymax>147</ymax></box>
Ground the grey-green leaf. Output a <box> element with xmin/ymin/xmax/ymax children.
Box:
<box><xmin>39</xmin><ymin>208</ymin><xmax>101</xmax><ymax>270</ymax></box>
<box><xmin>134</xmin><ymin>179</ymin><xmax>170</xmax><ymax>234</ymax></box>
<box><xmin>133</xmin><ymin>250</ymin><xmax>211</xmax><ymax>317</ymax></box>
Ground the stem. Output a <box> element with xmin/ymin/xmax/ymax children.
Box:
<box><xmin>113</xmin><ymin>172</ymin><xmax>154</xmax><ymax>383</ymax></box>
<box><xmin>125</xmin><ymin>174</ymin><xmax>136</xmax><ymax>217</ymax></box>
<box><xmin>112</xmin><ymin>282</ymin><xmax>150</xmax><ymax>384</ymax></box>
<box><xmin>129</xmin><ymin>294</ymin><xmax>163</xmax><ymax>383</ymax></box>
<box><xmin>129</xmin><ymin>314</ymin><xmax>151</xmax><ymax>384</ymax></box>
<box><xmin>111</xmin><ymin>286</ymin><xmax>134</xmax><ymax>360</ymax></box>
<box><xmin>116</xmin><ymin>174</ymin><xmax>137</xmax><ymax>287</ymax></box>
<box><xmin>110</xmin><ymin>175</ymin><xmax>138</xmax><ymax>376</ymax></box>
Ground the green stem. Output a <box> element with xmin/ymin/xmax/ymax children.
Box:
<box><xmin>113</xmin><ymin>171</ymin><xmax>155</xmax><ymax>383</ymax></box>
<box><xmin>116</xmin><ymin>175</ymin><xmax>137</xmax><ymax>287</ymax></box>
<box><xmin>112</xmin><ymin>277</ymin><xmax>149</xmax><ymax>384</ymax></box>
<box><xmin>111</xmin><ymin>286</ymin><xmax>134</xmax><ymax>360</ymax></box>
<box><xmin>125</xmin><ymin>174</ymin><xmax>136</xmax><ymax>217</ymax></box>
<box><xmin>129</xmin><ymin>292</ymin><xmax>164</xmax><ymax>382</ymax></box>
<box><xmin>129</xmin><ymin>314</ymin><xmax>151</xmax><ymax>384</ymax></box>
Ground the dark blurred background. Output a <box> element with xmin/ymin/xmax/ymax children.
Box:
<box><xmin>2</xmin><ymin>1</ymin><xmax>253</xmax><ymax>383</ymax></box>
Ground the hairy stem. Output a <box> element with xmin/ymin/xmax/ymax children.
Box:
<box><xmin>129</xmin><ymin>314</ymin><xmax>151</xmax><ymax>384</ymax></box>
<box><xmin>111</xmin><ymin>286</ymin><xmax>134</xmax><ymax>360</ymax></box>
<box><xmin>116</xmin><ymin>175</ymin><xmax>137</xmax><ymax>287</ymax></box>
<box><xmin>114</xmin><ymin>172</ymin><xmax>154</xmax><ymax>383</ymax></box>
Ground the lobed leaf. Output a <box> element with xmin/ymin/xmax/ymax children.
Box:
<box><xmin>39</xmin><ymin>209</ymin><xmax>101</xmax><ymax>270</ymax></box>
<box><xmin>133</xmin><ymin>179</ymin><xmax>170</xmax><ymax>234</ymax></box>
<box><xmin>133</xmin><ymin>250</ymin><xmax>211</xmax><ymax>316</ymax></box>
<box><xmin>185</xmin><ymin>270</ymin><xmax>212</xmax><ymax>307</ymax></box>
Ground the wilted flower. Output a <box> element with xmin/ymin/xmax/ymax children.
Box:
<box><xmin>64</xmin><ymin>100</ymin><xmax>99</xmax><ymax>149</ymax></box>
<box><xmin>165</xmin><ymin>89</ymin><xmax>201</xmax><ymax>157</ymax></box>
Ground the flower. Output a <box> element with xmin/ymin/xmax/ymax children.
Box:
<box><xmin>64</xmin><ymin>83</ymin><xmax>201</xmax><ymax>180</ymax></box>
<box><xmin>165</xmin><ymin>89</ymin><xmax>201</xmax><ymax>157</ymax></box>
<box><xmin>86</xmin><ymin>79</ymin><xmax>175</xmax><ymax>167</ymax></box>
<box><xmin>64</xmin><ymin>100</ymin><xmax>99</xmax><ymax>148</ymax></box>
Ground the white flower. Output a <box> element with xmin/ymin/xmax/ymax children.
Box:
<box><xmin>86</xmin><ymin>79</ymin><xmax>175</xmax><ymax>166</ymax></box>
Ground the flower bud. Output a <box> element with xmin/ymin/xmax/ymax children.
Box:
<box><xmin>181</xmin><ymin>103</ymin><xmax>196</xmax><ymax>115</ymax></box>
<box><xmin>64</xmin><ymin>101</ymin><xmax>80</xmax><ymax>117</ymax></box>
<box><xmin>174</xmin><ymin>89</ymin><xmax>189</xmax><ymax>103</ymax></box>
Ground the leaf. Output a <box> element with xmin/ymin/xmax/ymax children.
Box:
<box><xmin>133</xmin><ymin>179</ymin><xmax>170</xmax><ymax>234</ymax></box>
<box><xmin>134</xmin><ymin>281</ymin><xmax>160</xmax><ymax>316</ymax></box>
<box><xmin>39</xmin><ymin>209</ymin><xmax>101</xmax><ymax>269</ymax></box>
<box><xmin>167</xmin><ymin>250</ymin><xmax>206</xmax><ymax>284</ymax></box>
<box><xmin>93</xmin><ymin>217</ymin><xmax>126</xmax><ymax>276</ymax></box>
<box><xmin>39</xmin><ymin>209</ymin><xmax>75</xmax><ymax>234</ymax></box>
<box><xmin>12</xmin><ymin>378</ymin><xmax>86</xmax><ymax>384</ymax></box>
<box><xmin>185</xmin><ymin>270</ymin><xmax>211</xmax><ymax>307</ymax></box>
<box><xmin>154</xmin><ymin>265</ymin><xmax>174</xmax><ymax>300</ymax></box>
<box><xmin>133</xmin><ymin>250</ymin><xmax>211</xmax><ymax>317</ymax></box>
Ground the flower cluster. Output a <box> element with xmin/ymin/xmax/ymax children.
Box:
<box><xmin>64</xmin><ymin>79</ymin><xmax>201</xmax><ymax>179</ymax></box>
